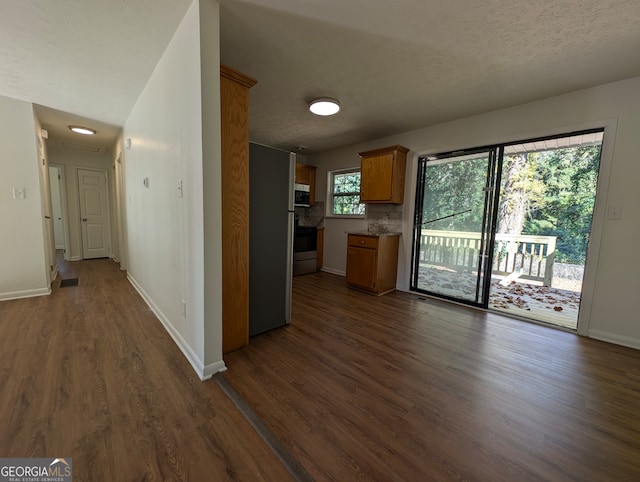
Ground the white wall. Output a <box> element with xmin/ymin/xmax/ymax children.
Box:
<box><xmin>198</xmin><ymin>0</ymin><xmax>223</xmax><ymax>367</ymax></box>
<box><xmin>123</xmin><ymin>0</ymin><xmax>223</xmax><ymax>379</ymax></box>
<box><xmin>310</xmin><ymin>76</ymin><xmax>640</xmax><ymax>350</ymax></box>
<box><xmin>0</xmin><ymin>95</ymin><xmax>49</xmax><ymax>300</ymax></box>
<box><xmin>47</xmin><ymin>146</ymin><xmax>114</xmax><ymax>261</ymax></box>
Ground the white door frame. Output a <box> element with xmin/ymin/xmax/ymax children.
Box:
<box><xmin>114</xmin><ymin>152</ymin><xmax>128</xmax><ymax>270</ymax></box>
<box><xmin>50</xmin><ymin>164</ymin><xmax>71</xmax><ymax>261</ymax></box>
<box><xmin>408</xmin><ymin>118</ymin><xmax>617</xmax><ymax>337</ymax></box>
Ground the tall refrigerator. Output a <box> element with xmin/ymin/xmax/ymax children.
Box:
<box><xmin>248</xmin><ymin>142</ymin><xmax>295</xmax><ymax>336</ymax></box>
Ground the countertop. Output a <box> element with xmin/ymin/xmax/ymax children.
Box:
<box><xmin>347</xmin><ymin>231</ymin><xmax>402</xmax><ymax>237</ymax></box>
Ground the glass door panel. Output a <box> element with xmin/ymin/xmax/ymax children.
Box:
<box><xmin>412</xmin><ymin>149</ymin><xmax>497</xmax><ymax>306</ymax></box>
<box><xmin>488</xmin><ymin>131</ymin><xmax>603</xmax><ymax>329</ymax></box>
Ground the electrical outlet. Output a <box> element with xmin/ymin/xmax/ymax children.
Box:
<box><xmin>13</xmin><ymin>187</ymin><xmax>26</xmax><ymax>199</ymax></box>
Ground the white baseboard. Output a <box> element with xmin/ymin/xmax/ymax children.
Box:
<box><xmin>127</xmin><ymin>274</ymin><xmax>227</xmax><ymax>381</ymax></box>
<box><xmin>588</xmin><ymin>329</ymin><xmax>640</xmax><ymax>351</ymax></box>
<box><xmin>202</xmin><ymin>361</ymin><xmax>227</xmax><ymax>380</ymax></box>
<box><xmin>0</xmin><ymin>286</ymin><xmax>51</xmax><ymax>301</ymax></box>
<box><xmin>69</xmin><ymin>256</ymin><xmax>82</xmax><ymax>261</ymax></box>
<box><xmin>320</xmin><ymin>267</ymin><xmax>345</xmax><ymax>277</ymax></box>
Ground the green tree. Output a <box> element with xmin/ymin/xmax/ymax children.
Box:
<box><xmin>523</xmin><ymin>145</ymin><xmax>601</xmax><ymax>264</ymax></box>
<box><xmin>422</xmin><ymin>156</ymin><xmax>488</xmax><ymax>231</ymax></box>
<box><xmin>496</xmin><ymin>152</ymin><xmax>545</xmax><ymax>234</ymax></box>
<box><xmin>421</xmin><ymin>144</ymin><xmax>601</xmax><ymax>265</ymax></box>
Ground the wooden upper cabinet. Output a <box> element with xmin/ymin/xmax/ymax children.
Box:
<box><xmin>308</xmin><ymin>165</ymin><xmax>317</xmax><ymax>204</ymax></box>
<box><xmin>295</xmin><ymin>163</ymin><xmax>310</xmax><ymax>184</ymax></box>
<box><xmin>295</xmin><ymin>162</ymin><xmax>317</xmax><ymax>204</ymax></box>
<box><xmin>220</xmin><ymin>64</ymin><xmax>257</xmax><ymax>354</ymax></box>
<box><xmin>359</xmin><ymin>145</ymin><xmax>409</xmax><ymax>204</ymax></box>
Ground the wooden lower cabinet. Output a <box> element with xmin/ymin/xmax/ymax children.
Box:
<box><xmin>346</xmin><ymin>234</ymin><xmax>400</xmax><ymax>295</ymax></box>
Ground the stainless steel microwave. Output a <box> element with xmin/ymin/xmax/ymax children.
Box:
<box><xmin>294</xmin><ymin>183</ymin><xmax>310</xmax><ymax>207</ymax></box>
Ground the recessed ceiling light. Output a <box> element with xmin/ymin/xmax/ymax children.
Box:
<box><xmin>68</xmin><ymin>125</ymin><xmax>96</xmax><ymax>135</ymax></box>
<box><xmin>309</xmin><ymin>98</ymin><xmax>340</xmax><ymax>116</ymax></box>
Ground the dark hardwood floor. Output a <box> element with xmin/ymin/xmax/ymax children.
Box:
<box><xmin>0</xmin><ymin>256</ymin><xmax>293</xmax><ymax>481</ymax></box>
<box><xmin>223</xmin><ymin>271</ymin><xmax>640</xmax><ymax>482</ymax></box>
<box><xmin>2</xmin><ymin>256</ymin><xmax>639</xmax><ymax>481</ymax></box>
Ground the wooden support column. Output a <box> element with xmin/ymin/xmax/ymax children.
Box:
<box><xmin>220</xmin><ymin>65</ymin><xmax>256</xmax><ymax>353</ymax></box>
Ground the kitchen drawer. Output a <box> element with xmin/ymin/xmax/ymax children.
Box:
<box><xmin>348</xmin><ymin>235</ymin><xmax>378</xmax><ymax>249</ymax></box>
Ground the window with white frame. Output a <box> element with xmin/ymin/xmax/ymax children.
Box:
<box><xmin>329</xmin><ymin>168</ymin><xmax>365</xmax><ymax>216</ymax></box>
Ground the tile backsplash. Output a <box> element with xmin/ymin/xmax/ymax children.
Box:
<box><xmin>366</xmin><ymin>203</ymin><xmax>403</xmax><ymax>234</ymax></box>
<box><xmin>295</xmin><ymin>201</ymin><xmax>325</xmax><ymax>227</ymax></box>
<box><xmin>294</xmin><ymin>201</ymin><xmax>403</xmax><ymax>233</ymax></box>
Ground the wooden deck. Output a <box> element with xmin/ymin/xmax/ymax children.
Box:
<box><xmin>418</xmin><ymin>229</ymin><xmax>557</xmax><ymax>286</ymax></box>
<box><xmin>416</xmin><ymin>264</ymin><xmax>580</xmax><ymax>329</ymax></box>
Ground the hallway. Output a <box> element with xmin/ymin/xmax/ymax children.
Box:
<box><xmin>0</xmin><ymin>256</ymin><xmax>292</xmax><ymax>480</ymax></box>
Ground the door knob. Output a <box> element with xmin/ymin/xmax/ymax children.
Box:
<box><xmin>82</xmin><ymin>218</ymin><xmax>88</xmax><ymax>222</ymax></box>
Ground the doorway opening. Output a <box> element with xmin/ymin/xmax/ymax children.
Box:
<box><xmin>411</xmin><ymin>129</ymin><xmax>604</xmax><ymax>330</ymax></box>
<box><xmin>49</xmin><ymin>165</ymin><xmax>70</xmax><ymax>261</ymax></box>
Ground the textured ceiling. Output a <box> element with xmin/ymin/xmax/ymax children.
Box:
<box><xmin>1</xmin><ymin>0</ymin><xmax>639</xmax><ymax>154</ymax></box>
<box><xmin>221</xmin><ymin>0</ymin><xmax>640</xmax><ymax>152</ymax></box>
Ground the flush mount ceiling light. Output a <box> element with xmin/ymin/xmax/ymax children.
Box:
<box><xmin>309</xmin><ymin>98</ymin><xmax>340</xmax><ymax>116</ymax></box>
<box><xmin>68</xmin><ymin>125</ymin><xmax>96</xmax><ymax>135</ymax></box>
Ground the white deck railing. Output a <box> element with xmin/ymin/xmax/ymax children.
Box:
<box><xmin>418</xmin><ymin>230</ymin><xmax>557</xmax><ymax>286</ymax></box>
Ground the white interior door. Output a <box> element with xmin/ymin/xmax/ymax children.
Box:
<box><xmin>78</xmin><ymin>168</ymin><xmax>111</xmax><ymax>259</ymax></box>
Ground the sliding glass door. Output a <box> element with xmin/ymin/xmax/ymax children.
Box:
<box><xmin>411</xmin><ymin>148</ymin><xmax>499</xmax><ymax>306</ymax></box>
<box><xmin>411</xmin><ymin>129</ymin><xmax>604</xmax><ymax>330</ymax></box>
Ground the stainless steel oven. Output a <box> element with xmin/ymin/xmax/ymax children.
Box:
<box><xmin>293</xmin><ymin>226</ymin><xmax>317</xmax><ymax>276</ymax></box>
